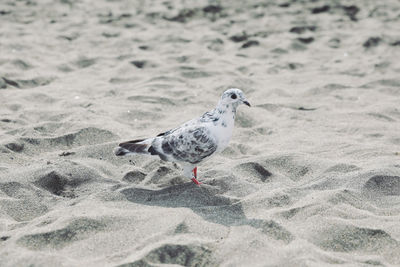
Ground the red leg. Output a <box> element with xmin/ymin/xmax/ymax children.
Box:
<box><xmin>193</xmin><ymin>167</ymin><xmax>197</xmax><ymax>178</ymax></box>
<box><xmin>191</xmin><ymin>167</ymin><xmax>201</xmax><ymax>185</ymax></box>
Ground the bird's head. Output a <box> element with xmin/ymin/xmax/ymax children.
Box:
<box><xmin>219</xmin><ymin>88</ymin><xmax>251</xmax><ymax>108</ymax></box>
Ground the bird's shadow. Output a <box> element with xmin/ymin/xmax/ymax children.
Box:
<box><xmin>119</xmin><ymin>182</ymin><xmax>293</xmax><ymax>242</ymax></box>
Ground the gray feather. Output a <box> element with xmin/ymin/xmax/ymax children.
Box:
<box><xmin>149</xmin><ymin>126</ymin><xmax>217</xmax><ymax>164</ymax></box>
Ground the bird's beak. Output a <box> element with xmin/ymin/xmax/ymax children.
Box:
<box><xmin>243</xmin><ymin>100</ymin><xmax>251</xmax><ymax>107</ymax></box>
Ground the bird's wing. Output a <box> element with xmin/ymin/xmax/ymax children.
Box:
<box><xmin>149</xmin><ymin>124</ymin><xmax>218</xmax><ymax>164</ymax></box>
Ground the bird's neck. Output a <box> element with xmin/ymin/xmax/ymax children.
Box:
<box><xmin>213</xmin><ymin>102</ymin><xmax>237</xmax><ymax>126</ymax></box>
<box><xmin>215</xmin><ymin>101</ymin><xmax>238</xmax><ymax>116</ymax></box>
<box><xmin>200</xmin><ymin>102</ymin><xmax>237</xmax><ymax>124</ymax></box>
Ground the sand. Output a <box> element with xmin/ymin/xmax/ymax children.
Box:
<box><xmin>1</xmin><ymin>0</ymin><xmax>400</xmax><ymax>266</ymax></box>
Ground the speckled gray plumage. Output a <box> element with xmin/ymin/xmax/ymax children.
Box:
<box><xmin>150</xmin><ymin>125</ymin><xmax>217</xmax><ymax>164</ymax></box>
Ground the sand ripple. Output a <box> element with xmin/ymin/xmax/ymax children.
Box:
<box><xmin>1</xmin><ymin>0</ymin><xmax>400</xmax><ymax>266</ymax></box>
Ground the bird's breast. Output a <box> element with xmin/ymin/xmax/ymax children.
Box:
<box><xmin>212</xmin><ymin>117</ymin><xmax>234</xmax><ymax>152</ymax></box>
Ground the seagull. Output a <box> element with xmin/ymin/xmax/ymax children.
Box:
<box><xmin>115</xmin><ymin>88</ymin><xmax>251</xmax><ymax>185</ymax></box>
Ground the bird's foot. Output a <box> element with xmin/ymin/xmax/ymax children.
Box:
<box><xmin>191</xmin><ymin>177</ymin><xmax>202</xmax><ymax>186</ymax></box>
<box><xmin>191</xmin><ymin>167</ymin><xmax>201</xmax><ymax>185</ymax></box>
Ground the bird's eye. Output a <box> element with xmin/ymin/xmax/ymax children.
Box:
<box><xmin>231</xmin><ymin>94</ymin><xmax>237</xmax><ymax>99</ymax></box>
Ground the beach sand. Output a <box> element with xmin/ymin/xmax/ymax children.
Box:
<box><xmin>1</xmin><ymin>0</ymin><xmax>400</xmax><ymax>266</ymax></box>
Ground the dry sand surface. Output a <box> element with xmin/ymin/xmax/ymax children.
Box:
<box><xmin>1</xmin><ymin>0</ymin><xmax>400</xmax><ymax>266</ymax></box>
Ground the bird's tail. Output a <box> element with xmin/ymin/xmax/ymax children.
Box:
<box><xmin>114</xmin><ymin>138</ymin><xmax>154</xmax><ymax>156</ymax></box>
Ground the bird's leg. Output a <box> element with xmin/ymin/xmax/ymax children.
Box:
<box><xmin>191</xmin><ymin>166</ymin><xmax>202</xmax><ymax>185</ymax></box>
